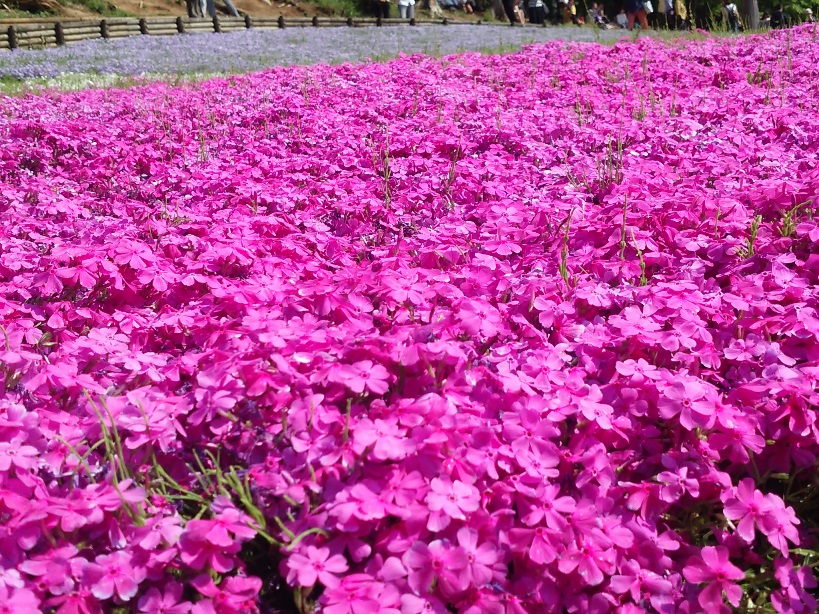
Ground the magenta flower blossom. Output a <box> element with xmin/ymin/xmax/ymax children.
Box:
<box><xmin>18</xmin><ymin>545</ymin><xmax>78</xmax><ymax>596</ymax></box>
<box><xmin>456</xmin><ymin>528</ymin><xmax>503</xmax><ymax>588</ymax></box>
<box><xmin>0</xmin><ymin>586</ymin><xmax>40</xmax><ymax>614</ymax></box>
<box><xmin>400</xmin><ymin>594</ymin><xmax>449</xmax><ymax>614</ymax></box>
<box><xmin>89</xmin><ymin>551</ymin><xmax>147</xmax><ymax>602</ymax></box>
<box><xmin>557</xmin><ymin>537</ymin><xmax>616</xmax><ymax>586</ymax></box>
<box><xmin>771</xmin><ymin>558</ymin><xmax>818</xmax><ymax>614</ymax></box>
<box><xmin>610</xmin><ymin>559</ymin><xmax>672</xmax><ymax>603</ymax></box>
<box><xmin>0</xmin><ymin>441</ymin><xmax>39</xmax><ymax>472</ymax></box>
<box><xmin>177</xmin><ymin>501</ymin><xmax>256</xmax><ymax>572</ymax></box>
<box><xmin>184</xmin><ymin>507</ymin><xmax>257</xmax><ymax>548</ymax></box>
<box><xmin>321</xmin><ymin>574</ymin><xmax>401</xmax><ymax>614</ymax></box>
<box><xmin>657</xmin><ymin>380</ymin><xmax>716</xmax><ymax>430</ymax></box>
<box><xmin>190</xmin><ymin>575</ymin><xmax>262</xmax><ymax>613</ymax></box>
<box><xmin>656</xmin><ymin>466</ymin><xmax>700</xmax><ymax>503</ymax></box>
<box><xmin>328</xmin><ymin>361</ymin><xmax>391</xmax><ymax>395</ymax></box>
<box><xmin>353</xmin><ymin>417</ymin><xmax>414</xmax><ymax>461</ymax></box>
<box><xmin>458</xmin><ymin>299</ymin><xmax>502</xmax><ymax>338</ymax></box>
<box><xmin>758</xmin><ymin>495</ymin><xmax>801</xmax><ymax>557</ymax></box>
<box><xmin>178</xmin><ymin>532</ymin><xmax>241</xmax><ymax>573</ymax></box>
<box><xmin>722</xmin><ymin>478</ymin><xmax>772</xmax><ymax>543</ymax></box>
<box><xmin>137</xmin><ymin>582</ymin><xmax>192</xmax><ymax>614</ymax></box>
<box><xmin>683</xmin><ymin>546</ymin><xmax>745</xmax><ymax>612</ymax></box>
<box><xmin>403</xmin><ymin>540</ymin><xmax>467</xmax><ymax>596</ymax></box>
<box><xmin>286</xmin><ymin>546</ymin><xmax>349</xmax><ymax>589</ymax></box>
<box><xmin>425</xmin><ymin>477</ymin><xmax>480</xmax><ymax>531</ymax></box>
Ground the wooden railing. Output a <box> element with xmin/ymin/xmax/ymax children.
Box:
<box><xmin>0</xmin><ymin>15</ymin><xmax>478</xmax><ymax>50</ymax></box>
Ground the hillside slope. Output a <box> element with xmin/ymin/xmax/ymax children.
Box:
<box><xmin>1</xmin><ymin>0</ymin><xmax>355</xmax><ymax>20</ymax></box>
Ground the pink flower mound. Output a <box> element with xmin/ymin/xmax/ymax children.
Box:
<box><xmin>1</xmin><ymin>25</ymin><xmax>819</xmax><ymax>613</ymax></box>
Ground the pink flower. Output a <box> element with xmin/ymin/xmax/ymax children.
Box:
<box><xmin>89</xmin><ymin>551</ymin><xmax>147</xmax><ymax>602</ymax></box>
<box><xmin>329</xmin><ymin>361</ymin><xmax>391</xmax><ymax>395</ymax></box>
<box><xmin>657</xmin><ymin>380</ymin><xmax>716</xmax><ymax>430</ymax></box>
<box><xmin>425</xmin><ymin>477</ymin><xmax>480</xmax><ymax>531</ymax></box>
<box><xmin>722</xmin><ymin>478</ymin><xmax>772</xmax><ymax>542</ymax></box>
<box><xmin>137</xmin><ymin>582</ymin><xmax>192</xmax><ymax>614</ymax></box>
<box><xmin>0</xmin><ymin>586</ymin><xmax>40</xmax><ymax>614</ymax></box>
<box><xmin>520</xmin><ymin>484</ymin><xmax>575</xmax><ymax>528</ymax></box>
<box><xmin>758</xmin><ymin>495</ymin><xmax>801</xmax><ymax>556</ymax></box>
<box><xmin>615</xmin><ymin>358</ymin><xmax>661</xmax><ymax>385</ymax></box>
<box><xmin>286</xmin><ymin>546</ymin><xmax>349</xmax><ymax>589</ymax></box>
<box><xmin>184</xmin><ymin>506</ymin><xmax>257</xmax><ymax>547</ymax></box>
<box><xmin>321</xmin><ymin>574</ymin><xmax>401</xmax><ymax>614</ymax></box>
<box><xmin>0</xmin><ymin>568</ymin><xmax>23</xmax><ymax>592</ymax></box>
<box><xmin>191</xmin><ymin>575</ymin><xmax>262</xmax><ymax>613</ymax></box>
<box><xmin>400</xmin><ymin>594</ymin><xmax>449</xmax><ymax>614</ymax></box>
<box><xmin>508</xmin><ymin>524</ymin><xmax>560</xmax><ymax>565</ymax></box>
<box><xmin>557</xmin><ymin>537</ymin><xmax>616</xmax><ymax>586</ymax></box>
<box><xmin>610</xmin><ymin>559</ymin><xmax>672</xmax><ymax>602</ymax></box>
<box><xmin>178</xmin><ymin>525</ymin><xmax>241</xmax><ymax>573</ymax></box>
<box><xmin>683</xmin><ymin>546</ymin><xmax>745</xmax><ymax>612</ymax></box>
<box><xmin>456</xmin><ymin>527</ymin><xmax>503</xmax><ymax>587</ymax></box>
<box><xmin>656</xmin><ymin>466</ymin><xmax>700</xmax><ymax>503</ymax></box>
<box><xmin>18</xmin><ymin>545</ymin><xmax>78</xmax><ymax>596</ymax></box>
<box><xmin>0</xmin><ymin>441</ymin><xmax>39</xmax><ymax>471</ymax></box>
<box><xmin>771</xmin><ymin>558</ymin><xmax>817</xmax><ymax>614</ymax></box>
<box><xmin>403</xmin><ymin>540</ymin><xmax>467</xmax><ymax>595</ymax></box>
<box><xmin>458</xmin><ymin>299</ymin><xmax>502</xmax><ymax>338</ymax></box>
<box><xmin>353</xmin><ymin>417</ymin><xmax>414</xmax><ymax>461</ymax></box>
<box><xmin>178</xmin><ymin>504</ymin><xmax>255</xmax><ymax>573</ymax></box>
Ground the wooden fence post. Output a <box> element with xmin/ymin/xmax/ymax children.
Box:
<box><xmin>278</xmin><ymin>15</ymin><xmax>285</xmax><ymax>28</ymax></box>
<box><xmin>176</xmin><ymin>16</ymin><xmax>186</xmax><ymax>33</ymax></box>
<box><xmin>212</xmin><ymin>16</ymin><xmax>221</xmax><ymax>32</ymax></box>
<box><xmin>244</xmin><ymin>14</ymin><xmax>252</xmax><ymax>28</ymax></box>
<box><xmin>100</xmin><ymin>19</ymin><xmax>109</xmax><ymax>38</ymax></box>
<box><xmin>7</xmin><ymin>25</ymin><xmax>17</xmax><ymax>50</ymax></box>
<box><xmin>347</xmin><ymin>17</ymin><xmax>353</xmax><ymax>26</ymax></box>
<box><xmin>55</xmin><ymin>22</ymin><xmax>65</xmax><ymax>45</ymax></box>
<box><xmin>377</xmin><ymin>16</ymin><xmax>382</xmax><ymax>25</ymax></box>
<box><xmin>410</xmin><ymin>17</ymin><xmax>416</xmax><ymax>25</ymax></box>
<box><xmin>139</xmin><ymin>18</ymin><xmax>148</xmax><ymax>34</ymax></box>
<box><xmin>312</xmin><ymin>16</ymin><xmax>319</xmax><ymax>26</ymax></box>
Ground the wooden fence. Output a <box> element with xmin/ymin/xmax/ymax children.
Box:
<box><xmin>0</xmin><ymin>15</ymin><xmax>480</xmax><ymax>50</ymax></box>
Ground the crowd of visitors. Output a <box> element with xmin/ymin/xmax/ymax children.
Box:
<box><xmin>369</xmin><ymin>0</ymin><xmax>812</xmax><ymax>31</ymax></box>
<box><xmin>505</xmin><ymin>0</ymin><xmax>689</xmax><ymax>29</ymax></box>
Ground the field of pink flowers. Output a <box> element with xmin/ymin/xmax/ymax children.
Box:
<box><xmin>1</xmin><ymin>25</ymin><xmax>819</xmax><ymax>614</ymax></box>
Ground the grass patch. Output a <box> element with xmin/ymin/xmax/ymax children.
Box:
<box><xmin>0</xmin><ymin>76</ymin><xmax>28</xmax><ymax>96</ymax></box>
<box><xmin>0</xmin><ymin>8</ymin><xmax>56</xmax><ymax>17</ymax></box>
<box><xmin>307</xmin><ymin>0</ymin><xmax>362</xmax><ymax>17</ymax></box>
<box><xmin>63</xmin><ymin>0</ymin><xmax>133</xmax><ymax>16</ymax></box>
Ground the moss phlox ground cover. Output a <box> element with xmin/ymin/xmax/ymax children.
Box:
<box><xmin>1</xmin><ymin>26</ymin><xmax>819</xmax><ymax>614</ymax></box>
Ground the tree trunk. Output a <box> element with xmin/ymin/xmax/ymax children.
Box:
<box><xmin>428</xmin><ymin>0</ymin><xmax>444</xmax><ymax>17</ymax></box>
<box><xmin>494</xmin><ymin>0</ymin><xmax>505</xmax><ymax>20</ymax></box>
<box><xmin>742</xmin><ymin>0</ymin><xmax>758</xmax><ymax>29</ymax></box>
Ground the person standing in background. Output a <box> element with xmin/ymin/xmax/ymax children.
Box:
<box><xmin>626</xmin><ymin>0</ymin><xmax>649</xmax><ymax>29</ymax></box>
<box><xmin>722</xmin><ymin>0</ymin><xmax>741</xmax><ymax>30</ymax></box>
<box><xmin>663</xmin><ymin>0</ymin><xmax>674</xmax><ymax>28</ymax></box>
<box><xmin>529</xmin><ymin>0</ymin><xmax>547</xmax><ymax>23</ymax></box>
<box><xmin>502</xmin><ymin>0</ymin><xmax>521</xmax><ymax>24</ymax></box>
<box><xmin>771</xmin><ymin>3</ymin><xmax>789</xmax><ymax>27</ymax></box>
<box><xmin>373</xmin><ymin>0</ymin><xmax>391</xmax><ymax>17</ymax></box>
<box><xmin>565</xmin><ymin>0</ymin><xmax>582</xmax><ymax>24</ymax></box>
<box><xmin>672</xmin><ymin>0</ymin><xmax>687</xmax><ymax>28</ymax></box>
<box><xmin>398</xmin><ymin>0</ymin><xmax>415</xmax><ymax>19</ymax></box>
